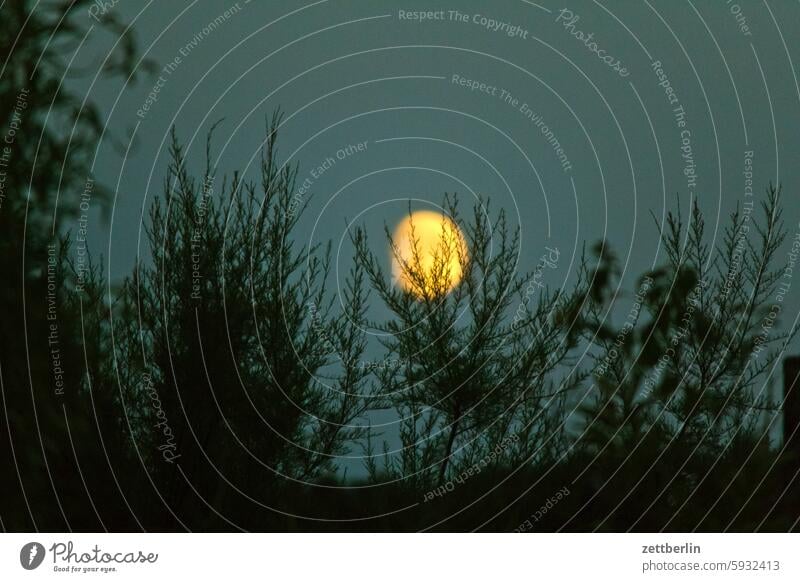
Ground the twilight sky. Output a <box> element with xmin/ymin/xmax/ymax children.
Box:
<box><xmin>76</xmin><ymin>0</ymin><xmax>800</xmax><ymax>303</ymax></box>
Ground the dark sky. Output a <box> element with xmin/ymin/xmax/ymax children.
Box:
<box><xmin>70</xmin><ymin>0</ymin><xmax>800</xmax><ymax>472</ymax></box>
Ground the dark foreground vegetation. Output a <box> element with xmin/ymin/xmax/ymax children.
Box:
<box><xmin>2</xmin><ymin>1</ymin><xmax>799</xmax><ymax>532</ymax></box>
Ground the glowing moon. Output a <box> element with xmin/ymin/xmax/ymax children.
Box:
<box><xmin>391</xmin><ymin>210</ymin><xmax>468</xmax><ymax>298</ymax></box>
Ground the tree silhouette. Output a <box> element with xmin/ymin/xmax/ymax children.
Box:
<box><xmin>570</xmin><ymin>185</ymin><xmax>796</xmax><ymax>531</ymax></box>
<box><xmin>353</xmin><ymin>196</ymin><xmax>588</xmax><ymax>493</ymax></box>
<box><xmin>0</xmin><ymin>0</ymin><xmax>149</xmax><ymax>531</ymax></box>
<box><xmin>116</xmin><ymin>118</ymin><xmax>373</xmax><ymax>529</ymax></box>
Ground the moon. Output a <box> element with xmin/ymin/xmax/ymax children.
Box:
<box><xmin>391</xmin><ymin>210</ymin><xmax>468</xmax><ymax>298</ymax></box>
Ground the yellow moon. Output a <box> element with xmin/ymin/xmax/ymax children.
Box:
<box><xmin>391</xmin><ymin>210</ymin><xmax>468</xmax><ymax>298</ymax></box>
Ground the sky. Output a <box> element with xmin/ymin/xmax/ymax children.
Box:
<box><xmin>67</xmin><ymin>0</ymin><xmax>800</xmax><ymax>472</ymax></box>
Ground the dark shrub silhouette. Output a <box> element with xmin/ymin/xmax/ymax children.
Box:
<box><xmin>116</xmin><ymin>120</ymin><xmax>373</xmax><ymax>529</ymax></box>
<box><xmin>2</xmin><ymin>2</ymin><xmax>798</xmax><ymax>532</ymax></box>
